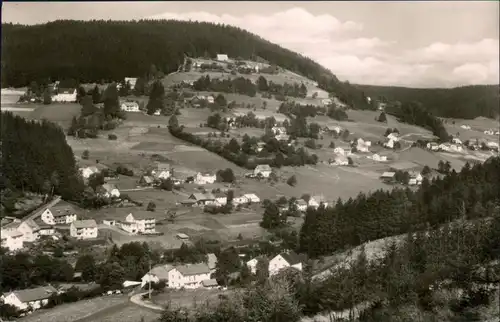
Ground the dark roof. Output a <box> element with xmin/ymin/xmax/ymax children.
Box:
<box><xmin>280</xmin><ymin>251</ymin><xmax>302</xmax><ymax>265</ymax></box>
<box><xmin>202</xmin><ymin>279</ymin><xmax>218</xmax><ymax>287</ymax></box>
<box><xmin>176</xmin><ymin>263</ymin><xmax>210</xmax><ymax>276</ymax></box>
<box><xmin>12</xmin><ymin>285</ymin><xmax>57</xmax><ymax>303</ymax></box>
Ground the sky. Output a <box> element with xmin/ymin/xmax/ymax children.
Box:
<box><xmin>2</xmin><ymin>1</ymin><xmax>499</xmax><ymax>88</ymax></box>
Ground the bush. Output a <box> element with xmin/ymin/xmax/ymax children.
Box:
<box><xmin>108</xmin><ymin>134</ymin><xmax>117</xmax><ymax>140</ymax></box>
<box><xmin>147</xmin><ymin>201</ymin><xmax>156</xmax><ymax>211</ymax></box>
<box><xmin>287</xmin><ymin>175</ymin><xmax>297</xmax><ymax>187</ymax></box>
<box><xmin>82</xmin><ymin>150</ymin><xmax>90</xmax><ymax>160</ymax></box>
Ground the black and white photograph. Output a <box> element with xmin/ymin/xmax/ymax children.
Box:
<box><xmin>1</xmin><ymin>1</ymin><xmax>499</xmax><ymax>321</ymax></box>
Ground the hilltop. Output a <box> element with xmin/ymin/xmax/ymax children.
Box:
<box><xmin>1</xmin><ymin>19</ymin><xmax>370</xmax><ymax>110</ymax></box>
<box><xmin>357</xmin><ymin>84</ymin><xmax>500</xmax><ymax>120</ymax></box>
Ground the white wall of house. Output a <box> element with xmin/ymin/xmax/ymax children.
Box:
<box><xmin>39</xmin><ymin>228</ymin><xmax>55</xmax><ymax>236</ymax></box>
<box><xmin>194</xmin><ymin>173</ymin><xmax>216</xmax><ymax>185</ymax></box>
<box><xmin>125</xmin><ymin>214</ymin><xmax>156</xmax><ymax>234</ymax></box>
<box><xmin>1</xmin><ymin>293</ymin><xmax>50</xmax><ymax>311</ymax></box>
<box><xmin>1</xmin><ymin>235</ymin><xmax>24</xmax><ymax>251</ymax></box>
<box><xmin>216</xmin><ymin>197</ymin><xmax>227</xmax><ymax>206</ymax></box>
<box><xmin>121</xmin><ymin>103</ymin><xmax>140</xmax><ymax>112</ymax></box>
<box><xmin>167</xmin><ymin>269</ymin><xmax>211</xmax><ymax>289</ymax></box>
<box><xmin>54</xmin><ymin>214</ymin><xmax>77</xmax><ymax>225</ymax></box>
<box><xmin>153</xmin><ymin>170</ymin><xmax>171</xmax><ymax>180</ymax></box>
<box><xmin>268</xmin><ymin>254</ymin><xmax>303</xmax><ymax>276</ymax></box>
<box><xmin>17</xmin><ymin>222</ymin><xmax>39</xmax><ymax>242</ymax></box>
<box><xmin>120</xmin><ymin>222</ymin><xmax>138</xmax><ymax>235</ymax></box>
<box><xmin>246</xmin><ymin>258</ymin><xmax>258</xmax><ymax>274</ymax></box>
<box><xmin>70</xmin><ymin>225</ymin><xmax>98</xmax><ymax>239</ymax></box>
<box><xmin>52</xmin><ymin>92</ymin><xmax>77</xmax><ymax>102</ymax></box>
<box><xmin>41</xmin><ymin>209</ymin><xmax>55</xmax><ymax>225</ymax></box>
<box><xmin>141</xmin><ymin>273</ymin><xmax>160</xmax><ymax>288</ymax></box>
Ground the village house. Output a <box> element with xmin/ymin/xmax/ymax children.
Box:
<box><xmin>487</xmin><ymin>141</ymin><xmax>499</xmax><ymax>151</ymax></box>
<box><xmin>1</xmin><ymin>285</ymin><xmax>58</xmax><ymax>311</ymax></box>
<box><xmin>40</xmin><ymin>208</ymin><xmax>55</xmax><ymax>225</ymax></box>
<box><xmin>460</xmin><ymin>125</ymin><xmax>471</xmax><ymax>130</ymax></box>
<box><xmin>427</xmin><ymin>142</ymin><xmax>439</xmax><ymax>151</ymax></box>
<box><xmin>152</xmin><ymin>163</ymin><xmax>171</xmax><ymax>180</ymax></box>
<box><xmin>333</xmin><ymin>155</ymin><xmax>349</xmax><ymax>166</ymax></box>
<box><xmin>102</xmin><ymin>219</ymin><xmax>116</xmax><ymax>226</ymax></box>
<box><xmin>254</xmin><ymin>164</ymin><xmax>272</xmax><ymax>178</ymax></box>
<box><xmin>308</xmin><ymin>195</ymin><xmax>328</xmax><ymax>209</ymax></box>
<box><xmin>324</xmin><ymin>125</ymin><xmax>342</xmax><ymax>135</ymax></box>
<box><xmin>79</xmin><ymin>166</ymin><xmax>100</xmax><ymax>179</ymax></box>
<box><xmin>124</xmin><ymin>212</ymin><xmax>156</xmax><ymax>234</ymax></box>
<box><xmin>70</xmin><ymin>219</ymin><xmax>98</xmax><ymax>240</ymax></box>
<box><xmin>120</xmin><ymin>101</ymin><xmax>140</xmax><ymax>112</ymax></box>
<box><xmin>243</xmin><ymin>193</ymin><xmax>261</xmax><ymax>204</ymax></box>
<box><xmin>451</xmin><ymin>137</ymin><xmax>462</xmax><ymax>145</ymax></box>
<box><xmin>269</xmin><ymin>251</ymin><xmax>304</xmax><ymax>276</ymax></box>
<box><xmin>356</xmin><ymin>138</ymin><xmax>371</xmax><ymax>152</ymax></box>
<box><xmin>333</xmin><ymin>147</ymin><xmax>345</xmax><ymax>156</ymax></box>
<box><xmin>38</xmin><ymin>224</ymin><xmax>56</xmax><ymax>236</ymax></box>
<box><xmin>118</xmin><ymin>220</ymin><xmax>138</xmax><ymax>234</ymax></box>
<box><xmin>321</xmin><ymin>98</ymin><xmax>333</xmax><ymax>106</ymax></box>
<box><xmin>207</xmin><ymin>253</ymin><xmax>218</xmax><ymax>273</ymax></box>
<box><xmin>153</xmin><ymin>109</ymin><xmax>161</xmax><ymax>116</ymax></box>
<box><xmin>124</xmin><ymin>77</ymin><xmax>138</xmax><ymax>88</ymax></box>
<box><xmin>372</xmin><ymin>154</ymin><xmax>388</xmax><ymax>162</ymax></box>
<box><xmin>141</xmin><ymin>264</ymin><xmax>172</xmax><ymax>288</ymax></box>
<box><xmin>53</xmin><ymin>208</ymin><xmax>78</xmax><ymax>225</ymax></box>
<box><xmin>188</xmin><ymin>193</ymin><xmax>216</xmax><ymax>206</ymax></box>
<box><xmin>16</xmin><ymin>219</ymin><xmax>40</xmax><ymax>243</ymax></box>
<box><xmin>206</xmin><ymin>95</ymin><xmax>215</xmax><ymax>104</ymax></box>
<box><xmin>380</xmin><ymin>172</ymin><xmax>396</xmax><ymax>183</ymax></box>
<box><xmin>246</xmin><ymin>257</ymin><xmax>261</xmax><ymax>274</ymax></box>
<box><xmin>202</xmin><ymin>279</ymin><xmax>219</xmax><ymax>289</ymax></box>
<box><xmin>271</xmin><ymin>126</ymin><xmax>287</xmax><ymax>135</ymax></box>
<box><xmin>449</xmin><ymin>144</ymin><xmax>464</xmax><ymax>153</ymax></box>
<box><xmin>484</xmin><ymin>129</ymin><xmax>495</xmax><ymax>135</ymax></box>
<box><xmin>1</xmin><ymin>229</ymin><xmax>24</xmax><ymax>252</ymax></box>
<box><xmin>295</xmin><ymin>199</ymin><xmax>308</xmax><ymax>212</ymax></box>
<box><xmin>439</xmin><ymin>143</ymin><xmax>451</xmax><ymax>152</ymax></box>
<box><xmin>408</xmin><ymin>171</ymin><xmax>423</xmax><ymax>185</ymax></box>
<box><xmin>139</xmin><ymin>175</ymin><xmax>155</xmax><ymax>186</ymax></box>
<box><xmin>214</xmin><ymin>192</ymin><xmax>227</xmax><ymax>206</ymax></box>
<box><xmin>216</xmin><ymin>54</ymin><xmax>229</xmax><ymax>62</ymax></box>
<box><xmin>384</xmin><ymin>138</ymin><xmax>396</xmax><ymax>149</ymax></box>
<box><xmin>232</xmin><ymin>195</ymin><xmax>249</xmax><ymax>206</ymax></box>
<box><xmin>97</xmin><ymin>183</ymin><xmax>120</xmax><ymax>198</ymax></box>
<box><xmin>52</xmin><ymin>88</ymin><xmax>77</xmax><ymax>102</ymax></box>
<box><xmin>194</xmin><ymin>172</ymin><xmax>217</xmax><ymax>185</ymax></box>
<box><xmin>167</xmin><ymin>263</ymin><xmax>212</xmax><ymax>289</ymax></box>
<box><xmin>387</xmin><ymin>133</ymin><xmax>399</xmax><ymax>142</ymax></box>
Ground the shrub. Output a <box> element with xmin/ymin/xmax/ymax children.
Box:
<box><xmin>147</xmin><ymin>201</ymin><xmax>156</xmax><ymax>211</ymax></box>
<box><xmin>108</xmin><ymin>134</ymin><xmax>117</xmax><ymax>140</ymax></box>
<box><xmin>287</xmin><ymin>175</ymin><xmax>297</xmax><ymax>187</ymax></box>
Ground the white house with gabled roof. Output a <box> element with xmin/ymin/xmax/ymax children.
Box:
<box><xmin>125</xmin><ymin>212</ymin><xmax>156</xmax><ymax>234</ymax></box>
<box><xmin>254</xmin><ymin>164</ymin><xmax>272</xmax><ymax>178</ymax></box>
<box><xmin>1</xmin><ymin>285</ymin><xmax>58</xmax><ymax>311</ymax></box>
<box><xmin>167</xmin><ymin>263</ymin><xmax>212</xmax><ymax>289</ymax></box>
<box><xmin>194</xmin><ymin>172</ymin><xmax>216</xmax><ymax>185</ymax></box>
<box><xmin>269</xmin><ymin>251</ymin><xmax>304</xmax><ymax>276</ymax></box>
<box><xmin>70</xmin><ymin>220</ymin><xmax>98</xmax><ymax>240</ymax></box>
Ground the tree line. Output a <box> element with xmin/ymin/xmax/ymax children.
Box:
<box><xmin>299</xmin><ymin>156</ymin><xmax>500</xmax><ymax>258</ymax></box>
<box><xmin>358</xmin><ymin>84</ymin><xmax>500</xmax><ymax>119</ymax></box>
<box><xmin>1</xmin><ymin>112</ymin><xmax>84</xmax><ymax>206</ymax></box>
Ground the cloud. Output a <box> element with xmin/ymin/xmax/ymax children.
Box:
<box><xmin>148</xmin><ymin>8</ymin><xmax>499</xmax><ymax>87</ymax></box>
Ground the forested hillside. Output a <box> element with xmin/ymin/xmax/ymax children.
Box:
<box><xmin>358</xmin><ymin>84</ymin><xmax>500</xmax><ymax>119</ymax></box>
<box><xmin>1</xmin><ymin>20</ymin><xmax>370</xmax><ymax>110</ymax></box>
<box><xmin>0</xmin><ymin>112</ymin><xmax>84</xmax><ymax>206</ymax></box>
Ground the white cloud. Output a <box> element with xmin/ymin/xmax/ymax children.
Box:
<box><xmin>148</xmin><ymin>8</ymin><xmax>499</xmax><ymax>87</ymax></box>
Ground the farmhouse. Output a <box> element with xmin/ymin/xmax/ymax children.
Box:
<box><xmin>79</xmin><ymin>166</ymin><xmax>100</xmax><ymax>179</ymax></box>
<box><xmin>53</xmin><ymin>208</ymin><xmax>77</xmax><ymax>225</ymax></box>
<box><xmin>176</xmin><ymin>233</ymin><xmax>190</xmax><ymax>240</ymax></box>
<box><xmin>308</xmin><ymin>195</ymin><xmax>328</xmax><ymax>209</ymax></box>
<box><xmin>333</xmin><ymin>147</ymin><xmax>345</xmax><ymax>155</ymax></box>
<box><xmin>372</xmin><ymin>154</ymin><xmax>388</xmax><ymax>162</ymax></box>
<box><xmin>206</xmin><ymin>95</ymin><xmax>215</xmax><ymax>104</ymax></box>
<box><xmin>271</xmin><ymin>126</ymin><xmax>287</xmax><ymax>135</ymax></box>
<box><xmin>321</xmin><ymin>98</ymin><xmax>333</xmax><ymax>106</ymax></box>
<box><xmin>487</xmin><ymin>141</ymin><xmax>499</xmax><ymax>151</ymax></box>
<box><xmin>380</xmin><ymin>172</ymin><xmax>396</xmax><ymax>183</ymax></box>
<box><xmin>139</xmin><ymin>175</ymin><xmax>155</xmax><ymax>186</ymax></box>
<box><xmin>97</xmin><ymin>183</ymin><xmax>120</xmax><ymax>198</ymax></box>
<box><xmin>254</xmin><ymin>164</ymin><xmax>272</xmax><ymax>178</ymax></box>
<box><xmin>325</xmin><ymin>125</ymin><xmax>342</xmax><ymax>134</ymax></box>
<box><xmin>152</xmin><ymin>163</ymin><xmax>171</xmax><ymax>180</ymax></box>
<box><xmin>356</xmin><ymin>138</ymin><xmax>371</xmax><ymax>152</ymax></box>
<box><xmin>484</xmin><ymin>130</ymin><xmax>494</xmax><ymax>135</ymax></box>
<box><xmin>40</xmin><ymin>208</ymin><xmax>55</xmax><ymax>225</ymax></box>
<box><xmin>216</xmin><ymin>54</ymin><xmax>229</xmax><ymax>62</ymax></box>
<box><xmin>102</xmin><ymin>219</ymin><xmax>116</xmax><ymax>226</ymax></box>
<box><xmin>269</xmin><ymin>251</ymin><xmax>304</xmax><ymax>276</ymax></box>
<box><xmin>409</xmin><ymin>171</ymin><xmax>423</xmax><ymax>185</ymax></box>
<box><xmin>439</xmin><ymin>143</ymin><xmax>451</xmax><ymax>152</ymax></box>
<box><xmin>124</xmin><ymin>77</ymin><xmax>138</xmax><ymax>88</ymax></box>
<box><xmin>214</xmin><ymin>192</ymin><xmax>227</xmax><ymax>206</ymax></box>
<box><xmin>52</xmin><ymin>88</ymin><xmax>77</xmax><ymax>102</ymax></box>
<box><xmin>207</xmin><ymin>253</ymin><xmax>218</xmax><ymax>273</ymax></box>
<box><xmin>427</xmin><ymin>142</ymin><xmax>439</xmax><ymax>151</ymax></box>
<box><xmin>460</xmin><ymin>125</ymin><xmax>471</xmax><ymax>130</ymax></box>
<box><xmin>451</xmin><ymin>137</ymin><xmax>462</xmax><ymax>145</ymax></box>
<box><xmin>232</xmin><ymin>196</ymin><xmax>249</xmax><ymax>206</ymax></box>
<box><xmin>387</xmin><ymin>133</ymin><xmax>399</xmax><ymax>142</ymax></box>
<box><xmin>194</xmin><ymin>172</ymin><xmax>217</xmax><ymax>185</ymax></box>
<box><xmin>384</xmin><ymin>139</ymin><xmax>396</xmax><ymax>149</ymax></box>
<box><xmin>120</xmin><ymin>101</ymin><xmax>140</xmax><ymax>112</ymax></box>
<box><xmin>70</xmin><ymin>220</ymin><xmax>98</xmax><ymax>240</ymax></box>
<box><xmin>38</xmin><ymin>224</ymin><xmax>56</xmax><ymax>236</ymax></box>
<box><xmin>1</xmin><ymin>230</ymin><xmax>24</xmax><ymax>251</ymax></box>
<box><xmin>167</xmin><ymin>263</ymin><xmax>212</xmax><ymax>289</ymax></box>
<box><xmin>141</xmin><ymin>264</ymin><xmax>172</xmax><ymax>288</ymax></box>
<box><xmin>119</xmin><ymin>221</ymin><xmax>139</xmax><ymax>234</ymax></box>
<box><xmin>243</xmin><ymin>193</ymin><xmax>261</xmax><ymax>204</ymax></box>
<box><xmin>188</xmin><ymin>193</ymin><xmax>216</xmax><ymax>206</ymax></box>
<box><xmin>331</xmin><ymin>155</ymin><xmax>348</xmax><ymax>166</ymax></box>
<box><xmin>1</xmin><ymin>285</ymin><xmax>58</xmax><ymax>311</ymax></box>
<box><xmin>124</xmin><ymin>212</ymin><xmax>156</xmax><ymax>234</ymax></box>
<box><xmin>17</xmin><ymin>219</ymin><xmax>40</xmax><ymax>243</ymax></box>
<box><xmin>295</xmin><ymin>199</ymin><xmax>308</xmax><ymax>212</ymax></box>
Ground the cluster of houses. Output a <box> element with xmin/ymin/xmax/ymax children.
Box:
<box><xmin>180</xmin><ymin>191</ymin><xmax>261</xmax><ymax>208</ymax></box>
<box><xmin>1</xmin><ymin>200</ymin><xmax>100</xmax><ymax>251</ymax></box>
<box><xmin>103</xmin><ymin>212</ymin><xmax>156</xmax><ymax>235</ymax></box>
<box><xmin>426</xmin><ymin>141</ymin><xmax>464</xmax><ymax>153</ymax></box>
<box><xmin>293</xmin><ymin>195</ymin><xmax>328</xmax><ymax>212</ymax></box>
<box><xmin>139</xmin><ymin>250</ymin><xmax>304</xmax><ymax>291</ymax></box>
<box><xmin>380</xmin><ymin>161</ymin><xmax>424</xmax><ymax>186</ymax></box>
